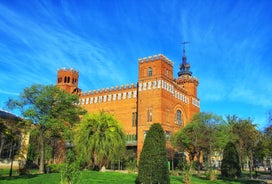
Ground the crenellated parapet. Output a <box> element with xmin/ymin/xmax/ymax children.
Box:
<box><xmin>81</xmin><ymin>83</ymin><xmax>137</xmax><ymax>96</ymax></box>
<box><xmin>79</xmin><ymin>83</ymin><xmax>138</xmax><ymax>105</ymax></box>
<box><xmin>58</xmin><ymin>67</ymin><xmax>79</xmax><ymax>74</ymax></box>
<box><xmin>138</xmin><ymin>54</ymin><xmax>173</xmax><ymax>66</ymax></box>
<box><xmin>176</xmin><ymin>75</ymin><xmax>199</xmax><ymax>86</ymax></box>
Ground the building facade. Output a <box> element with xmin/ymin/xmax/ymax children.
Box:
<box><xmin>56</xmin><ymin>50</ymin><xmax>200</xmax><ymax>157</ymax></box>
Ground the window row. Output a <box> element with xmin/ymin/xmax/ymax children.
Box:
<box><xmin>79</xmin><ymin>90</ymin><xmax>137</xmax><ymax>105</ymax></box>
<box><xmin>57</xmin><ymin>76</ymin><xmax>77</xmax><ymax>84</ymax></box>
<box><xmin>146</xmin><ymin>67</ymin><xmax>170</xmax><ymax>77</ymax></box>
<box><xmin>126</xmin><ymin>134</ymin><xmax>137</xmax><ymax>142</ymax></box>
<box><xmin>145</xmin><ymin>108</ymin><xmax>183</xmax><ymax>126</ymax></box>
<box><xmin>192</xmin><ymin>98</ymin><xmax>200</xmax><ymax>107</ymax></box>
<box><xmin>138</xmin><ymin>80</ymin><xmax>189</xmax><ymax>104</ymax></box>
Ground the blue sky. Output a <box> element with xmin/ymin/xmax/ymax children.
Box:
<box><xmin>0</xmin><ymin>0</ymin><xmax>271</xmax><ymax>130</ymax></box>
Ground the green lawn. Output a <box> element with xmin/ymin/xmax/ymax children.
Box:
<box><xmin>0</xmin><ymin>170</ymin><xmax>265</xmax><ymax>184</ymax></box>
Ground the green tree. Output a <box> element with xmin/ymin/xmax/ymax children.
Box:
<box><xmin>74</xmin><ymin>111</ymin><xmax>125</xmax><ymax>170</ymax></box>
<box><xmin>136</xmin><ymin>123</ymin><xmax>170</xmax><ymax>184</ymax></box>
<box><xmin>7</xmin><ymin>84</ymin><xmax>86</xmax><ymax>173</ymax></box>
<box><xmin>264</xmin><ymin>125</ymin><xmax>272</xmax><ymax>170</ymax></box>
<box><xmin>232</xmin><ymin>118</ymin><xmax>259</xmax><ymax>178</ymax></box>
<box><xmin>221</xmin><ymin>141</ymin><xmax>241</xmax><ymax>178</ymax></box>
<box><xmin>172</xmin><ymin>112</ymin><xmax>225</xmax><ymax>176</ymax></box>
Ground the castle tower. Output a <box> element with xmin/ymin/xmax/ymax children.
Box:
<box><xmin>56</xmin><ymin>68</ymin><xmax>81</xmax><ymax>94</ymax></box>
<box><xmin>176</xmin><ymin>43</ymin><xmax>199</xmax><ymax>118</ymax></box>
<box><xmin>137</xmin><ymin>54</ymin><xmax>182</xmax><ymax>157</ymax></box>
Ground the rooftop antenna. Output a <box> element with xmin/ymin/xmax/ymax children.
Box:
<box><xmin>181</xmin><ymin>41</ymin><xmax>189</xmax><ymax>63</ymax></box>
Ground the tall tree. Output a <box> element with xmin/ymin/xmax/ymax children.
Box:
<box><xmin>7</xmin><ymin>84</ymin><xmax>85</xmax><ymax>173</ymax></box>
<box><xmin>137</xmin><ymin>123</ymin><xmax>170</xmax><ymax>184</ymax></box>
<box><xmin>226</xmin><ymin>115</ymin><xmax>260</xmax><ymax>178</ymax></box>
<box><xmin>74</xmin><ymin>111</ymin><xmax>125</xmax><ymax>170</ymax></box>
<box><xmin>264</xmin><ymin>125</ymin><xmax>272</xmax><ymax>171</ymax></box>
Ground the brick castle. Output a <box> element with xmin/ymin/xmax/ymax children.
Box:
<box><xmin>56</xmin><ymin>48</ymin><xmax>200</xmax><ymax>157</ymax></box>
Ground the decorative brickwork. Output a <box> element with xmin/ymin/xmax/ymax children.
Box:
<box><xmin>56</xmin><ymin>53</ymin><xmax>200</xmax><ymax>158</ymax></box>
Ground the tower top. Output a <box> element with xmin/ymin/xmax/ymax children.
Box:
<box><xmin>178</xmin><ymin>42</ymin><xmax>192</xmax><ymax>77</ymax></box>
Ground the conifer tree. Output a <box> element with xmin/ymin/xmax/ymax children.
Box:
<box><xmin>221</xmin><ymin>141</ymin><xmax>241</xmax><ymax>178</ymax></box>
<box><xmin>136</xmin><ymin>123</ymin><xmax>170</xmax><ymax>184</ymax></box>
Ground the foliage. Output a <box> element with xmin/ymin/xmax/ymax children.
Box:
<box><xmin>136</xmin><ymin>123</ymin><xmax>170</xmax><ymax>184</ymax></box>
<box><xmin>60</xmin><ymin>149</ymin><xmax>81</xmax><ymax>184</ymax></box>
<box><xmin>46</xmin><ymin>164</ymin><xmax>64</xmax><ymax>173</ymax></box>
<box><xmin>7</xmin><ymin>84</ymin><xmax>86</xmax><ymax>173</ymax></box>
<box><xmin>264</xmin><ymin>125</ymin><xmax>272</xmax><ymax>157</ymax></box>
<box><xmin>205</xmin><ymin>169</ymin><xmax>217</xmax><ymax>181</ymax></box>
<box><xmin>172</xmin><ymin>112</ymin><xmax>225</xmax><ymax>176</ymax></box>
<box><xmin>181</xmin><ymin>162</ymin><xmax>192</xmax><ymax>184</ymax></box>
<box><xmin>228</xmin><ymin>116</ymin><xmax>260</xmax><ymax>178</ymax></box>
<box><xmin>221</xmin><ymin>141</ymin><xmax>241</xmax><ymax>178</ymax></box>
<box><xmin>123</xmin><ymin>149</ymin><xmax>137</xmax><ymax>172</ymax></box>
<box><xmin>125</xmin><ymin>159</ymin><xmax>137</xmax><ymax>173</ymax></box>
<box><xmin>74</xmin><ymin>111</ymin><xmax>126</xmax><ymax>170</ymax></box>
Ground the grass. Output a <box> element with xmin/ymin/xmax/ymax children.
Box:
<box><xmin>0</xmin><ymin>169</ymin><xmax>267</xmax><ymax>184</ymax></box>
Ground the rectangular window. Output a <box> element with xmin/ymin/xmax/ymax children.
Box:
<box><xmin>147</xmin><ymin>108</ymin><xmax>152</xmax><ymax>122</ymax></box>
<box><xmin>58</xmin><ymin>77</ymin><xmax>62</xmax><ymax>83</ymax></box>
<box><xmin>132</xmin><ymin>112</ymin><xmax>137</xmax><ymax>127</ymax></box>
<box><xmin>117</xmin><ymin>93</ymin><xmax>121</xmax><ymax>100</ymax></box>
<box><xmin>148</xmin><ymin>67</ymin><xmax>152</xmax><ymax>76</ymax></box>
<box><xmin>128</xmin><ymin>91</ymin><xmax>132</xmax><ymax>98</ymax></box>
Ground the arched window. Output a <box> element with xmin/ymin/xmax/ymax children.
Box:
<box><xmin>176</xmin><ymin>110</ymin><xmax>182</xmax><ymax>126</ymax></box>
<box><xmin>67</xmin><ymin>76</ymin><xmax>70</xmax><ymax>83</ymax></box>
<box><xmin>148</xmin><ymin>67</ymin><xmax>152</xmax><ymax>76</ymax></box>
<box><xmin>64</xmin><ymin>76</ymin><xmax>67</xmax><ymax>83</ymax></box>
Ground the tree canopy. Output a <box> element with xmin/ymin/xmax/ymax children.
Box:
<box><xmin>7</xmin><ymin>84</ymin><xmax>86</xmax><ymax>173</ymax></box>
<box><xmin>172</xmin><ymin>112</ymin><xmax>225</xmax><ymax>175</ymax></box>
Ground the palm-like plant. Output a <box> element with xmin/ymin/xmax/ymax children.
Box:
<box><xmin>75</xmin><ymin>111</ymin><xmax>125</xmax><ymax>169</ymax></box>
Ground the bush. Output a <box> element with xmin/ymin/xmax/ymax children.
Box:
<box><xmin>221</xmin><ymin>142</ymin><xmax>241</xmax><ymax>178</ymax></box>
<box><xmin>47</xmin><ymin>164</ymin><xmax>65</xmax><ymax>173</ymax></box>
<box><xmin>136</xmin><ymin>123</ymin><xmax>170</xmax><ymax>184</ymax></box>
<box><xmin>126</xmin><ymin>160</ymin><xmax>137</xmax><ymax>173</ymax></box>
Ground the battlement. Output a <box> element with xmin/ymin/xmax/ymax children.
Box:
<box><xmin>138</xmin><ymin>54</ymin><xmax>173</xmax><ymax>66</ymax></box>
<box><xmin>177</xmin><ymin>75</ymin><xmax>199</xmax><ymax>84</ymax></box>
<box><xmin>81</xmin><ymin>83</ymin><xmax>137</xmax><ymax>96</ymax></box>
<box><xmin>58</xmin><ymin>67</ymin><xmax>79</xmax><ymax>74</ymax></box>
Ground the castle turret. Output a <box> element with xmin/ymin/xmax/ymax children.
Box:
<box><xmin>176</xmin><ymin>43</ymin><xmax>199</xmax><ymax>98</ymax></box>
<box><xmin>56</xmin><ymin>68</ymin><xmax>81</xmax><ymax>94</ymax></box>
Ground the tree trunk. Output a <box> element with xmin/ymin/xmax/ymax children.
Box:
<box><xmin>39</xmin><ymin>133</ymin><xmax>45</xmax><ymax>174</ymax></box>
<box><xmin>172</xmin><ymin>157</ymin><xmax>174</xmax><ymax>170</ymax></box>
<box><xmin>0</xmin><ymin>136</ymin><xmax>5</xmax><ymax>157</ymax></box>
<box><xmin>249</xmin><ymin>152</ymin><xmax>254</xmax><ymax>179</ymax></box>
<box><xmin>197</xmin><ymin>152</ymin><xmax>201</xmax><ymax>176</ymax></box>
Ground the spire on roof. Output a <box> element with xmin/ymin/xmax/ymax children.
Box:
<box><xmin>178</xmin><ymin>41</ymin><xmax>192</xmax><ymax>77</ymax></box>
